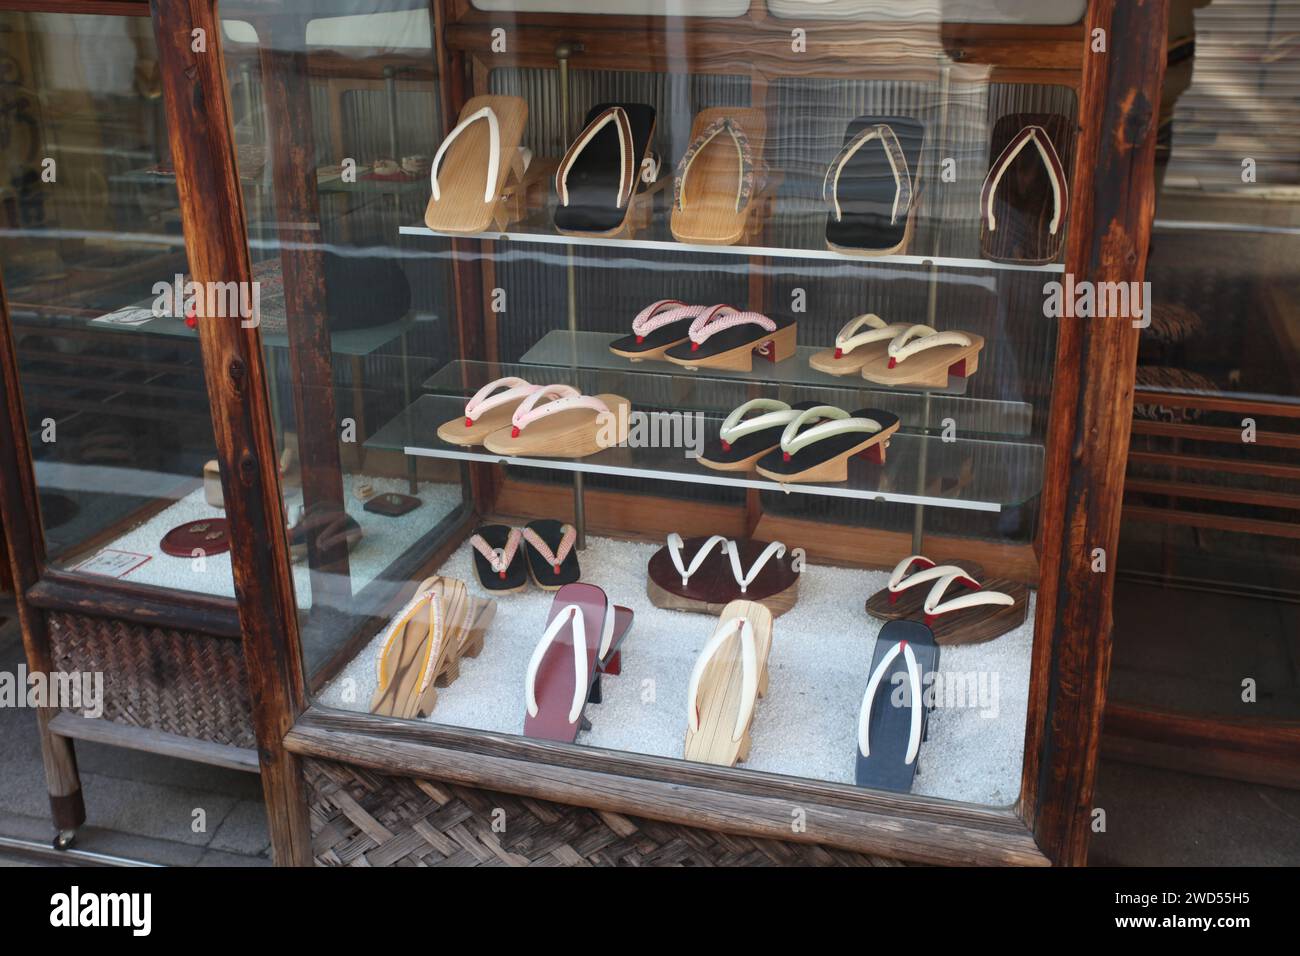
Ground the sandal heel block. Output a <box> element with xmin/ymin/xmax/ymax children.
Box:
<box><xmin>754</xmin><ymin>322</ymin><xmax>798</xmax><ymax>366</ymax></box>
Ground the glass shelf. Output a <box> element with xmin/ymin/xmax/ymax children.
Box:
<box><xmin>422</xmin><ymin>359</ymin><xmax>1033</xmax><ymax>436</ymax></box>
<box><xmin>367</xmin><ymin>393</ymin><xmax>1044</xmax><ymax>512</ymax></box>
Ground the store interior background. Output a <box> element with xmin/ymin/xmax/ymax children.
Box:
<box><xmin>0</xmin><ymin>0</ymin><xmax>1297</xmax><ymax>864</ymax></box>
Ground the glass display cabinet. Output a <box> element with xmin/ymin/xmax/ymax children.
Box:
<box><xmin>0</xmin><ymin>0</ymin><xmax>1169</xmax><ymax>865</ymax></box>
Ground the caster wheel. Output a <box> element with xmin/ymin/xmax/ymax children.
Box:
<box><xmin>53</xmin><ymin>829</ymin><xmax>76</xmax><ymax>851</ymax></box>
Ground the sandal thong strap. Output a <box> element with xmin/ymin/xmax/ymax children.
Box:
<box><xmin>509</xmin><ymin>386</ymin><xmax>609</xmax><ymax>435</ymax></box>
<box><xmin>857</xmin><ymin>639</ymin><xmax>922</xmax><ymax>763</ymax></box>
<box><xmin>824</xmin><ymin>123</ymin><xmax>913</xmax><ymax>225</ymax></box>
<box><xmin>556</xmin><ymin>106</ymin><xmax>635</xmax><ymax>211</ymax></box>
<box><xmin>687</xmin><ymin>304</ymin><xmax>776</xmax><ymax>348</ymax></box>
<box><xmin>674</xmin><ymin>117</ymin><xmax>756</xmax><ymax>214</ymax></box>
<box><xmin>981</xmin><ymin>124</ymin><xmax>1068</xmax><ymax>235</ymax></box>
<box><xmin>887</xmin><ymin>325</ymin><xmax>973</xmax><ymax>368</ymax></box>
<box><xmin>718</xmin><ymin>398</ymin><xmax>797</xmax><ymax>448</ymax></box>
<box><xmin>431</xmin><ymin>105</ymin><xmax>500</xmax><ymax>203</ymax></box>
<box><xmin>464</xmin><ymin>376</ymin><xmax>542</xmax><ymax>424</ymax></box>
<box><xmin>924</xmin><ymin>571</ymin><xmax>1014</xmax><ymax>622</ymax></box>
<box><xmin>686</xmin><ymin>616</ymin><xmax>758</xmax><ymax>742</ymax></box>
<box><xmin>727</xmin><ymin>540</ymin><xmax>787</xmax><ymax>595</ymax></box>
<box><xmin>833</xmin><ymin>313</ymin><xmax>909</xmax><ymax>358</ymax></box>
<box><xmin>667</xmin><ymin>532</ymin><xmax>730</xmax><ymax>587</ymax></box>
<box><xmin>630</xmin><ymin>299</ymin><xmax>706</xmax><ymax>341</ymax></box>
<box><xmin>779</xmin><ymin>406</ymin><xmax>882</xmax><ymax>459</ymax></box>
<box><xmin>887</xmin><ymin>557</ymin><xmax>980</xmax><ymax>604</ymax></box>
<box><xmin>470</xmin><ymin>528</ymin><xmax>522</xmax><ymax>575</ymax></box>
<box><xmin>522</xmin><ymin>524</ymin><xmax>577</xmax><ymax>574</ymax></box>
<box><xmin>524</xmin><ymin>604</ymin><xmax>589</xmax><ymax>723</ymax></box>
<box><xmin>375</xmin><ymin>587</ymin><xmax>442</xmax><ymax>693</ymax></box>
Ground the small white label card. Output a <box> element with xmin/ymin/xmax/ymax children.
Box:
<box><xmin>71</xmin><ymin>548</ymin><xmax>152</xmax><ymax>579</ymax></box>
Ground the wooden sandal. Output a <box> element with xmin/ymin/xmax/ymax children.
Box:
<box><xmin>647</xmin><ymin>533</ymin><xmax>800</xmax><ymax>617</ymax></box>
<box><xmin>521</xmin><ymin>519</ymin><xmax>580</xmax><ymax>590</ymax></box>
<box><xmin>554</xmin><ymin>103</ymin><xmax>659</xmax><ymax>238</ymax></box>
<box><xmin>808</xmin><ymin>313</ymin><xmax>909</xmax><ymax>377</ymax></box>
<box><xmin>684</xmin><ymin>600</ymin><xmax>773</xmax><ymax>767</ymax></box>
<box><xmin>918</xmin><ymin>569</ymin><xmax>1028</xmax><ymax>646</ymax></box>
<box><xmin>662</xmin><ymin>304</ymin><xmax>797</xmax><ymax>372</ymax></box>
<box><xmin>670</xmin><ymin>107</ymin><xmax>771</xmax><ymax>246</ymax></box>
<box><xmin>858</xmin><ymin>323</ymin><xmax>984</xmax><ymax>388</ymax></box>
<box><xmin>469</xmin><ymin>524</ymin><xmax>528</xmax><ymax>593</ymax></box>
<box><xmin>824</xmin><ymin>116</ymin><xmax>925</xmax><ymax>256</ymax></box>
<box><xmin>865</xmin><ymin>554</ymin><xmax>986</xmax><ymax>622</ymax></box>
<box><xmin>370</xmin><ymin>576</ymin><xmax>493</xmax><ymax>719</ymax></box>
<box><xmin>481</xmin><ymin>384</ymin><xmax>631</xmax><ymax>459</ymax></box>
<box><xmin>607</xmin><ymin>299</ymin><xmax>707</xmax><ymax>362</ymax></box>
<box><xmin>979</xmin><ymin>114</ymin><xmax>1073</xmax><ymax>265</ymax></box>
<box><xmin>436</xmin><ymin>376</ymin><xmax>551</xmax><ymax>447</ymax></box>
<box><xmin>522</xmin><ymin>583</ymin><xmax>631</xmax><ymax>742</ymax></box>
<box><xmin>424</xmin><ymin>95</ymin><xmax>529</xmax><ymax>235</ymax></box>
<box><xmin>754</xmin><ymin>405</ymin><xmax>900</xmax><ymax>483</ymax></box>
<box><xmin>697</xmin><ymin>398</ymin><xmax>819</xmax><ymax>471</ymax></box>
<box><xmin>855</xmin><ymin>619</ymin><xmax>939</xmax><ymax>792</ymax></box>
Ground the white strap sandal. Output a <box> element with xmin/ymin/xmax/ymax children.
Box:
<box><xmin>833</xmin><ymin>313</ymin><xmax>910</xmax><ymax>360</ymax></box>
<box><xmin>824</xmin><ymin>123</ymin><xmax>913</xmax><ymax>226</ymax></box>
<box><xmin>981</xmin><ymin>124</ymin><xmax>1068</xmax><ymax>237</ymax></box>
<box><xmin>778</xmin><ymin>406</ymin><xmax>884</xmax><ymax>462</ymax></box>
<box><xmin>524</xmin><ymin>604</ymin><xmax>589</xmax><ymax>724</ymax></box>
<box><xmin>726</xmin><ymin>540</ymin><xmax>787</xmax><ymax>595</ymax></box>
<box><xmin>923</xmin><ymin>571</ymin><xmax>1015</xmax><ymax>625</ymax></box>
<box><xmin>667</xmin><ymin>532</ymin><xmax>731</xmax><ymax>587</ymax></box>
<box><xmin>431</xmin><ymin>105</ymin><xmax>500</xmax><ymax>204</ymax></box>
<box><xmin>887</xmin><ymin>555</ymin><xmax>980</xmax><ymax>600</ymax></box>
<box><xmin>857</xmin><ymin>639</ymin><xmax>922</xmax><ymax>764</ymax></box>
<box><xmin>717</xmin><ymin>399</ymin><xmax>802</xmax><ymax>450</ymax></box>
<box><xmin>886</xmin><ymin>325</ymin><xmax>975</xmax><ymax>370</ymax></box>
<box><xmin>686</xmin><ymin>615</ymin><xmax>758</xmax><ymax>744</ymax></box>
<box><xmin>556</xmin><ymin>105</ymin><xmax>635</xmax><ymax>211</ymax></box>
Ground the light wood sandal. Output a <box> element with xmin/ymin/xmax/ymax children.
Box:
<box><xmin>859</xmin><ymin>323</ymin><xmax>985</xmax><ymax>388</ymax></box>
<box><xmin>670</xmin><ymin>107</ymin><xmax>772</xmax><ymax>246</ymax></box>
<box><xmin>424</xmin><ymin>95</ymin><xmax>529</xmax><ymax>235</ymax></box>
<box><xmin>754</xmin><ymin>405</ymin><xmax>900</xmax><ymax>484</ymax></box>
<box><xmin>809</xmin><ymin>313</ymin><xmax>909</xmax><ymax>376</ymax></box>
<box><xmin>684</xmin><ymin>600</ymin><xmax>773</xmax><ymax>767</ymax></box>
<box><xmin>482</xmin><ymin>385</ymin><xmax>631</xmax><ymax>459</ymax></box>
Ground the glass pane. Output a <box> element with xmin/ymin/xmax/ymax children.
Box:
<box><xmin>1111</xmin><ymin>0</ymin><xmax>1300</xmax><ymax>723</ymax></box>
<box><xmin>224</xmin><ymin>0</ymin><xmax>1075</xmax><ymax>808</ymax></box>
<box><xmin>0</xmin><ymin>10</ymin><xmax>227</xmax><ymax>593</ymax></box>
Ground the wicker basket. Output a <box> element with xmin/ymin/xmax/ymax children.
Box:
<box><xmin>305</xmin><ymin>759</ymin><xmax>903</xmax><ymax>867</ymax></box>
<box><xmin>47</xmin><ymin>610</ymin><xmax>256</xmax><ymax>749</ymax></box>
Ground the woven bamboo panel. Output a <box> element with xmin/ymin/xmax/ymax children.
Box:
<box><xmin>305</xmin><ymin>759</ymin><xmax>903</xmax><ymax>867</ymax></box>
<box><xmin>47</xmin><ymin>610</ymin><xmax>256</xmax><ymax>749</ymax></box>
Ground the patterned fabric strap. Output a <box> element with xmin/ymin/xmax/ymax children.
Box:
<box><xmin>779</xmin><ymin>405</ymin><xmax>882</xmax><ymax>460</ymax></box>
<box><xmin>463</xmin><ymin>376</ymin><xmax>547</xmax><ymax>425</ymax></box>
<box><xmin>674</xmin><ymin>117</ymin><xmax>757</xmax><ymax>213</ymax></box>
<box><xmin>886</xmin><ymin>325</ymin><xmax>973</xmax><ymax>368</ymax></box>
<box><xmin>980</xmin><ymin>124</ymin><xmax>1068</xmax><ymax>235</ymax></box>
<box><xmin>629</xmin><ymin>300</ymin><xmax>706</xmax><ymax>342</ymax></box>
<box><xmin>833</xmin><ymin>313</ymin><xmax>909</xmax><ymax>358</ymax></box>
<box><xmin>431</xmin><ymin>105</ymin><xmax>500</xmax><ymax>203</ymax></box>
<box><xmin>469</xmin><ymin>528</ymin><xmax>522</xmax><ymax>576</ymax></box>
<box><xmin>522</xmin><ymin>524</ymin><xmax>577</xmax><ymax>574</ymax></box>
<box><xmin>556</xmin><ymin>106</ymin><xmax>635</xmax><ymax>210</ymax></box>
<box><xmin>687</xmin><ymin>304</ymin><xmax>777</xmax><ymax>349</ymax></box>
<box><xmin>823</xmin><ymin>123</ymin><xmax>912</xmax><ymax>225</ymax></box>
<box><xmin>509</xmin><ymin>386</ymin><xmax>611</xmax><ymax>436</ymax></box>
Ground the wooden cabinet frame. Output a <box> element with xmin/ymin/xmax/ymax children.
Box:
<box><xmin>0</xmin><ymin>0</ymin><xmax>1167</xmax><ymax>866</ymax></box>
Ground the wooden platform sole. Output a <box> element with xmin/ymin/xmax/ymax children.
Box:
<box><xmin>826</xmin><ymin>195</ymin><xmax>918</xmax><ymax>258</ymax></box>
<box><xmin>864</xmin><ymin>559</ymin><xmax>986</xmax><ymax>622</ymax></box>
<box><xmin>482</xmin><ymin>395</ymin><xmax>631</xmax><ymax>459</ymax></box>
<box><xmin>695</xmin><ymin>445</ymin><xmax>777</xmax><ymax>472</ymax></box>
<box><xmin>646</xmin><ymin>574</ymin><xmax>798</xmax><ymax>619</ymax></box>
<box><xmin>683</xmin><ymin>600</ymin><xmax>773</xmax><ymax>767</ymax></box>
<box><xmin>861</xmin><ymin>335</ymin><xmax>985</xmax><ymax>389</ymax></box>
<box><xmin>554</xmin><ymin>177</ymin><xmax>666</xmax><ymax>240</ymax></box>
<box><xmin>664</xmin><ymin>322</ymin><xmax>797</xmax><ymax>373</ymax></box>
<box><xmin>754</xmin><ymin>423</ymin><xmax>898</xmax><ymax>484</ymax></box>
<box><xmin>607</xmin><ymin>338</ymin><xmax>686</xmax><ymax>363</ymax></box>
<box><xmin>926</xmin><ymin>580</ymin><xmax>1029</xmax><ymax>646</ymax></box>
<box><xmin>808</xmin><ymin>340</ymin><xmax>890</xmax><ymax>377</ymax></box>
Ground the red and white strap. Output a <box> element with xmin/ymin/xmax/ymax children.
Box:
<box><xmin>885</xmin><ymin>325</ymin><xmax>973</xmax><ymax>369</ymax></box>
<box><xmin>980</xmin><ymin>124</ymin><xmax>1068</xmax><ymax>235</ymax></box>
<box><xmin>522</xmin><ymin>524</ymin><xmax>577</xmax><ymax>576</ymax></box>
<box><xmin>667</xmin><ymin>532</ymin><xmax>730</xmax><ymax>587</ymax></box>
<box><xmin>463</xmin><ymin>376</ymin><xmax>548</xmax><ymax>427</ymax></box>
<box><xmin>886</xmin><ymin>554</ymin><xmax>980</xmax><ymax>605</ymax></box>
<box><xmin>687</xmin><ymin>304</ymin><xmax>776</xmax><ymax>351</ymax></box>
<box><xmin>831</xmin><ymin>313</ymin><xmax>909</xmax><ymax>359</ymax></box>
<box><xmin>629</xmin><ymin>300</ymin><xmax>706</xmax><ymax>344</ymax></box>
<box><xmin>469</xmin><ymin>528</ymin><xmax>522</xmax><ymax>579</ymax></box>
<box><xmin>857</xmin><ymin>639</ymin><xmax>922</xmax><ymax>764</ymax></box>
<box><xmin>508</xmin><ymin>386</ymin><xmax>611</xmax><ymax>438</ymax></box>
<box><xmin>824</xmin><ymin>123</ymin><xmax>913</xmax><ymax>225</ymax></box>
<box><xmin>779</xmin><ymin>406</ymin><xmax>883</xmax><ymax>462</ymax></box>
<box><xmin>375</xmin><ymin>587</ymin><xmax>442</xmax><ymax>693</ymax></box>
<box><xmin>556</xmin><ymin>106</ymin><xmax>635</xmax><ymax>210</ymax></box>
<box><xmin>923</xmin><ymin>571</ymin><xmax>1014</xmax><ymax>625</ymax></box>
<box><xmin>686</xmin><ymin>616</ymin><xmax>758</xmax><ymax>742</ymax></box>
<box><xmin>431</xmin><ymin>105</ymin><xmax>500</xmax><ymax>203</ymax></box>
